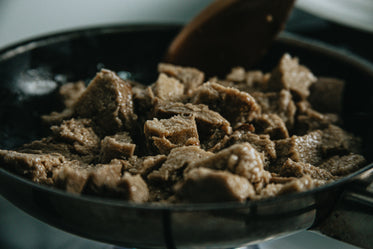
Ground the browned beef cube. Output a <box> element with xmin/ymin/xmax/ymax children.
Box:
<box><xmin>42</xmin><ymin>109</ymin><xmax>74</xmax><ymax>125</ymax></box>
<box><xmin>152</xmin><ymin>73</ymin><xmax>184</xmax><ymax>102</ymax></box>
<box><xmin>175</xmin><ymin>167</ymin><xmax>256</xmax><ymax>202</ymax></box>
<box><xmin>192</xmin><ymin>82</ymin><xmax>261</xmax><ymax>126</ymax></box>
<box><xmin>268</xmin><ymin>54</ymin><xmax>316</xmax><ymax>99</ymax></box>
<box><xmin>83</xmin><ymin>161</ymin><xmax>149</xmax><ymax>202</ymax></box>
<box><xmin>51</xmin><ymin>118</ymin><xmax>100</xmax><ymax>155</ymax></box>
<box><xmin>260</xmin><ymin>175</ymin><xmax>318</xmax><ymax>197</ymax></box>
<box><xmin>279</xmin><ymin>158</ymin><xmax>334</xmax><ymax>181</ymax></box>
<box><xmin>100</xmin><ymin>132</ymin><xmax>136</xmax><ymax>162</ymax></box>
<box><xmin>275</xmin><ymin>131</ymin><xmax>323</xmax><ymax>166</ymax></box>
<box><xmin>73</xmin><ymin>69</ymin><xmax>136</xmax><ymax>133</ymax></box>
<box><xmin>226</xmin><ymin>67</ymin><xmax>246</xmax><ymax>82</ymax></box>
<box><xmin>158</xmin><ymin>63</ymin><xmax>204</xmax><ymax>95</ymax></box>
<box><xmin>148</xmin><ymin>146</ymin><xmax>213</xmax><ymax>183</ymax></box>
<box><xmin>294</xmin><ymin>101</ymin><xmax>340</xmax><ymax>134</ymax></box>
<box><xmin>144</xmin><ymin>115</ymin><xmax>200</xmax><ymax>154</ymax></box>
<box><xmin>319</xmin><ymin>154</ymin><xmax>366</xmax><ymax>176</ymax></box>
<box><xmin>251</xmin><ymin>90</ymin><xmax>296</xmax><ymax>128</ymax></box>
<box><xmin>52</xmin><ymin>161</ymin><xmax>92</xmax><ymax>193</ymax></box>
<box><xmin>154</xmin><ymin>101</ymin><xmax>232</xmax><ymax>134</ymax></box>
<box><xmin>59</xmin><ymin>81</ymin><xmax>86</xmax><ymax>108</ymax></box>
<box><xmin>41</xmin><ymin>82</ymin><xmax>86</xmax><ymax>124</ymax></box>
<box><xmin>187</xmin><ymin>143</ymin><xmax>270</xmax><ymax>184</ymax></box>
<box><xmin>210</xmin><ymin>131</ymin><xmax>276</xmax><ymax>168</ymax></box>
<box><xmin>309</xmin><ymin>77</ymin><xmax>344</xmax><ymax>114</ymax></box>
<box><xmin>245</xmin><ymin>71</ymin><xmax>270</xmax><ymax>90</ymax></box>
<box><xmin>254</xmin><ymin>114</ymin><xmax>289</xmax><ymax>139</ymax></box>
<box><xmin>278</xmin><ymin>175</ymin><xmax>325</xmax><ymax>195</ymax></box>
<box><xmin>296</xmin><ymin>112</ymin><xmax>340</xmax><ymax>135</ymax></box>
<box><xmin>321</xmin><ymin>125</ymin><xmax>363</xmax><ymax>156</ymax></box>
<box><xmin>136</xmin><ymin>155</ymin><xmax>167</xmax><ymax>177</ymax></box>
<box><xmin>0</xmin><ymin>150</ymin><xmax>65</xmax><ymax>184</ymax></box>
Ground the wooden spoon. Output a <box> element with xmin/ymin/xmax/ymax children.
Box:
<box><xmin>164</xmin><ymin>0</ymin><xmax>296</xmax><ymax>77</ymax></box>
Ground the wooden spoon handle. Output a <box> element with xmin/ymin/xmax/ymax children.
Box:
<box><xmin>165</xmin><ymin>0</ymin><xmax>295</xmax><ymax>77</ymax></box>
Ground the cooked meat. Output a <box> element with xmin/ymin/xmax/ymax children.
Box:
<box><xmin>158</xmin><ymin>63</ymin><xmax>204</xmax><ymax>95</ymax></box>
<box><xmin>100</xmin><ymin>132</ymin><xmax>136</xmax><ymax>162</ymax></box>
<box><xmin>59</xmin><ymin>81</ymin><xmax>86</xmax><ymax>108</ymax></box>
<box><xmin>226</xmin><ymin>67</ymin><xmax>246</xmax><ymax>82</ymax></box>
<box><xmin>267</xmin><ymin>53</ymin><xmax>317</xmax><ymax>99</ymax></box>
<box><xmin>152</xmin><ymin>73</ymin><xmax>184</xmax><ymax>102</ymax></box>
<box><xmin>254</xmin><ymin>113</ymin><xmax>289</xmax><ymax>139</ymax></box>
<box><xmin>309</xmin><ymin>77</ymin><xmax>344</xmax><ymax>114</ymax></box>
<box><xmin>192</xmin><ymin>82</ymin><xmax>260</xmax><ymax>126</ymax></box>
<box><xmin>186</xmin><ymin>143</ymin><xmax>270</xmax><ymax>184</ymax></box>
<box><xmin>73</xmin><ymin>69</ymin><xmax>137</xmax><ymax>133</ymax></box>
<box><xmin>321</xmin><ymin>124</ymin><xmax>363</xmax><ymax>156</ymax></box>
<box><xmin>175</xmin><ymin>167</ymin><xmax>256</xmax><ymax>203</ymax></box>
<box><xmin>0</xmin><ymin>55</ymin><xmax>367</xmax><ymax>204</ymax></box>
<box><xmin>319</xmin><ymin>154</ymin><xmax>366</xmax><ymax>176</ymax></box>
<box><xmin>144</xmin><ymin>115</ymin><xmax>199</xmax><ymax>154</ymax></box>
<box><xmin>51</xmin><ymin>118</ymin><xmax>100</xmax><ymax>155</ymax></box>
<box><xmin>0</xmin><ymin>149</ymin><xmax>65</xmax><ymax>184</ymax></box>
<box><xmin>210</xmin><ymin>130</ymin><xmax>276</xmax><ymax>168</ymax></box>
<box><xmin>154</xmin><ymin>101</ymin><xmax>232</xmax><ymax>136</ymax></box>
<box><xmin>251</xmin><ymin>90</ymin><xmax>296</xmax><ymax>128</ymax></box>
<box><xmin>148</xmin><ymin>146</ymin><xmax>213</xmax><ymax>183</ymax></box>
<box><xmin>279</xmin><ymin>158</ymin><xmax>334</xmax><ymax>181</ymax></box>
<box><xmin>275</xmin><ymin>131</ymin><xmax>323</xmax><ymax>167</ymax></box>
<box><xmin>53</xmin><ymin>161</ymin><xmax>92</xmax><ymax>193</ymax></box>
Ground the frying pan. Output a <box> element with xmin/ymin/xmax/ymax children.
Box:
<box><xmin>0</xmin><ymin>25</ymin><xmax>372</xmax><ymax>249</ymax></box>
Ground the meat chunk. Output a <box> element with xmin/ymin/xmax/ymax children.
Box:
<box><xmin>268</xmin><ymin>54</ymin><xmax>317</xmax><ymax>99</ymax></box>
<box><xmin>175</xmin><ymin>168</ymin><xmax>256</xmax><ymax>203</ymax></box>
<box><xmin>226</xmin><ymin>67</ymin><xmax>246</xmax><ymax>82</ymax></box>
<box><xmin>148</xmin><ymin>146</ymin><xmax>213</xmax><ymax>183</ymax></box>
<box><xmin>0</xmin><ymin>150</ymin><xmax>65</xmax><ymax>184</ymax></box>
<box><xmin>279</xmin><ymin>158</ymin><xmax>334</xmax><ymax>181</ymax></box>
<box><xmin>144</xmin><ymin>115</ymin><xmax>200</xmax><ymax>154</ymax></box>
<box><xmin>319</xmin><ymin>154</ymin><xmax>366</xmax><ymax>176</ymax></box>
<box><xmin>192</xmin><ymin>82</ymin><xmax>261</xmax><ymax>126</ymax></box>
<box><xmin>52</xmin><ymin>161</ymin><xmax>91</xmax><ymax>193</ymax></box>
<box><xmin>275</xmin><ymin>131</ymin><xmax>323</xmax><ymax>167</ymax></box>
<box><xmin>73</xmin><ymin>69</ymin><xmax>136</xmax><ymax>133</ymax></box>
<box><xmin>59</xmin><ymin>81</ymin><xmax>86</xmax><ymax>108</ymax></box>
<box><xmin>321</xmin><ymin>125</ymin><xmax>363</xmax><ymax>156</ymax></box>
<box><xmin>41</xmin><ymin>82</ymin><xmax>86</xmax><ymax>124</ymax></box>
<box><xmin>51</xmin><ymin>118</ymin><xmax>100</xmax><ymax>155</ymax></box>
<box><xmin>83</xmin><ymin>161</ymin><xmax>149</xmax><ymax>203</ymax></box>
<box><xmin>212</xmin><ymin>70</ymin><xmax>269</xmax><ymax>93</ymax></box>
<box><xmin>187</xmin><ymin>143</ymin><xmax>270</xmax><ymax>184</ymax></box>
<box><xmin>309</xmin><ymin>77</ymin><xmax>344</xmax><ymax>114</ymax></box>
<box><xmin>100</xmin><ymin>132</ymin><xmax>136</xmax><ymax>162</ymax></box>
<box><xmin>251</xmin><ymin>90</ymin><xmax>296</xmax><ymax>128</ymax></box>
<box><xmin>254</xmin><ymin>114</ymin><xmax>289</xmax><ymax>139</ymax></box>
<box><xmin>294</xmin><ymin>100</ymin><xmax>340</xmax><ymax>134</ymax></box>
<box><xmin>211</xmin><ymin>131</ymin><xmax>277</xmax><ymax>168</ymax></box>
<box><xmin>259</xmin><ymin>175</ymin><xmax>319</xmax><ymax>198</ymax></box>
<box><xmin>158</xmin><ymin>63</ymin><xmax>204</xmax><ymax>95</ymax></box>
<box><xmin>155</xmin><ymin>101</ymin><xmax>232</xmax><ymax>134</ymax></box>
<box><xmin>152</xmin><ymin>73</ymin><xmax>184</xmax><ymax>102</ymax></box>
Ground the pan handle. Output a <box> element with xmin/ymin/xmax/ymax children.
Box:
<box><xmin>314</xmin><ymin>168</ymin><xmax>373</xmax><ymax>249</ymax></box>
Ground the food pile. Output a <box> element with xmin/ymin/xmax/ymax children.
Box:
<box><xmin>0</xmin><ymin>54</ymin><xmax>366</xmax><ymax>203</ymax></box>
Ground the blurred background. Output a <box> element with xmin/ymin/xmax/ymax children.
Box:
<box><xmin>0</xmin><ymin>0</ymin><xmax>372</xmax><ymax>248</ymax></box>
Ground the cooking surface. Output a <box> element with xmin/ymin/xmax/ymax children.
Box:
<box><xmin>0</xmin><ymin>1</ymin><xmax>372</xmax><ymax>249</ymax></box>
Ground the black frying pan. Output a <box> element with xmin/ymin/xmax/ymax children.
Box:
<box><xmin>0</xmin><ymin>25</ymin><xmax>372</xmax><ymax>249</ymax></box>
